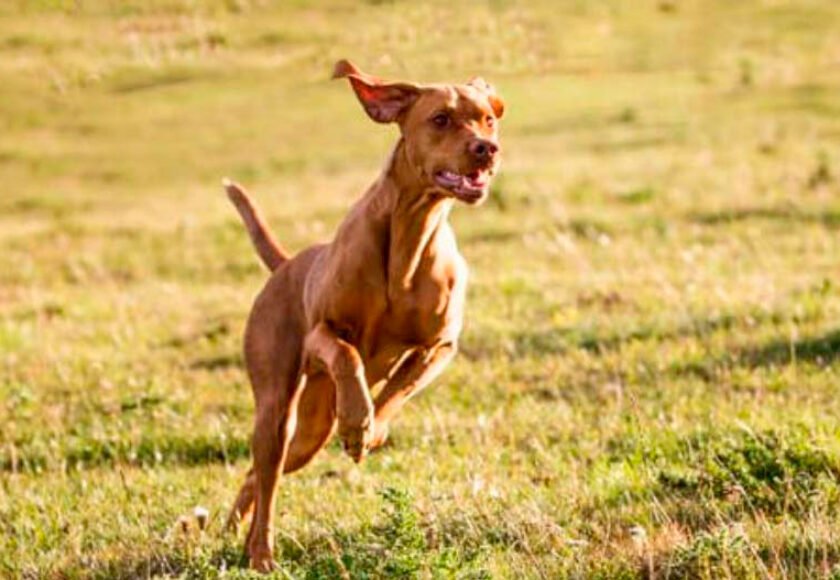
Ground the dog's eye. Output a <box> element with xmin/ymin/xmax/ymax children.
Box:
<box><xmin>431</xmin><ymin>113</ymin><xmax>451</xmax><ymax>128</ymax></box>
<box><xmin>486</xmin><ymin>115</ymin><xmax>495</xmax><ymax>128</ymax></box>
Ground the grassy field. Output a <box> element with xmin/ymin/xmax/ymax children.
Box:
<box><xmin>2</xmin><ymin>0</ymin><xmax>840</xmax><ymax>577</ymax></box>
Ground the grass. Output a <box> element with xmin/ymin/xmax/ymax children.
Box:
<box><xmin>1</xmin><ymin>0</ymin><xmax>840</xmax><ymax>577</ymax></box>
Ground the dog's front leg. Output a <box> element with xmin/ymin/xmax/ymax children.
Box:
<box><xmin>371</xmin><ymin>341</ymin><xmax>456</xmax><ymax>448</ymax></box>
<box><xmin>304</xmin><ymin>322</ymin><xmax>374</xmax><ymax>462</ymax></box>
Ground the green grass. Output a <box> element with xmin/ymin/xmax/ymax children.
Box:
<box><xmin>2</xmin><ymin>0</ymin><xmax>840</xmax><ymax>577</ymax></box>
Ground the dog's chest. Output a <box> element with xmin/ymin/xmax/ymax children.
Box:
<box><xmin>383</xmin><ymin>250</ymin><xmax>466</xmax><ymax>347</ymax></box>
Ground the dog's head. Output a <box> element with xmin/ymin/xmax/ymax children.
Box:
<box><xmin>334</xmin><ymin>59</ymin><xmax>504</xmax><ymax>205</ymax></box>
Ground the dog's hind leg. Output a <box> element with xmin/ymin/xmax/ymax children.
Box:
<box><xmin>283</xmin><ymin>375</ymin><xmax>337</xmax><ymax>473</ymax></box>
<box><xmin>245</xmin><ymin>369</ymin><xmax>306</xmax><ymax>572</ymax></box>
<box><xmin>227</xmin><ymin>376</ymin><xmax>336</xmax><ymax>537</ymax></box>
<box><xmin>235</xmin><ymin>298</ymin><xmax>307</xmax><ymax>572</ymax></box>
<box><xmin>226</xmin><ymin>467</ymin><xmax>256</xmax><ymax>532</ymax></box>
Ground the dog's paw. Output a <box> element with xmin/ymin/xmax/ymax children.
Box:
<box><xmin>249</xmin><ymin>553</ymin><xmax>276</xmax><ymax>573</ymax></box>
<box><xmin>247</xmin><ymin>531</ymin><xmax>277</xmax><ymax>572</ymax></box>
<box><xmin>247</xmin><ymin>544</ymin><xmax>276</xmax><ymax>572</ymax></box>
<box><xmin>338</xmin><ymin>415</ymin><xmax>374</xmax><ymax>463</ymax></box>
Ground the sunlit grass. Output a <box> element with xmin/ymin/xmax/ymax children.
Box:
<box><xmin>2</xmin><ymin>0</ymin><xmax>840</xmax><ymax>577</ymax></box>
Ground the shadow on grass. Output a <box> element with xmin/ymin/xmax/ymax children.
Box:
<box><xmin>110</xmin><ymin>70</ymin><xmax>199</xmax><ymax>94</ymax></box>
<box><xmin>737</xmin><ymin>329</ymin><xmax>840</xmax><ymax>367</ymax></box>
<box><xmin>669</xmin><ymin>328</ymin><xmax>840</xmax><ymax>382</ymax></box>
<box><xmin>190</xmin><ymin>353</ymin><xmax>243</xmax><ymax>371</ymax></box>
<box><xmin>503</xmin><ymin>309</ymin><xmax>789</xmax><ymax>359</ymax></box>
<box><xmin>0</xmin><ymin>433</ymin><xmax>250</xmax><ymax>474</ymax></box>
<box><xmin>688</xmin><ymin>206</ymin><xmax>840</xmax><ymax>228</ymax></box>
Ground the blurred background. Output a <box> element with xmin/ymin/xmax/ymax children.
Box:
<box><xmin>2</xmin><ymin>1</ymin><xmax>840</xmax><ymax>577</ymax></box>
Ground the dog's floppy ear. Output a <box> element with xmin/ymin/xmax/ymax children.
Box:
<box><xmin>333</xmin><ymin>59</ymin><xmax>420</xmax><ymax>124</ymax></box>
<box><xmin>332</xmin><ymin>59</ymin><xmax>366</xmax><ymax>79</ymax></box>
<box><xmin>468</xmin><ymin>76</ymin><xmax>505</xmax><ymax>119</ymax></box>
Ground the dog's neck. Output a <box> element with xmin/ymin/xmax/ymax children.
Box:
<box><xmin>378</xmin><ymin>139</ymin><xmax>454</xmax><ymax>298</ymax></box>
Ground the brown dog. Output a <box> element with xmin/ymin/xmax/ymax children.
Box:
<box><xmin>224</xmin><ymin>59</ymin><xmax>504</xmax><ymax>571</ymax></box>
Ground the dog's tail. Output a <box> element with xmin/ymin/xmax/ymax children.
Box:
<box><xmin>223</xmin><ymin>179</ymin><xmax>289</xmax><ymax>271</ymax></box>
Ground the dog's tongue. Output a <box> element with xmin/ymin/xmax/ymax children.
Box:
<box><xmin>435</xmin><ymin>169</ymin><xmax>490</xmax><ymax>198</ymax></box>
<box><xmin>466</xmin><ymin>170</ymin><xmax>487</xmax><ymax>187</ymax></box>
<box><xmin>437</xmin><ymin>170</ymin><xmax>463</xmax><ymax>187</ymax></box>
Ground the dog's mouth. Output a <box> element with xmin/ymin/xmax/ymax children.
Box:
<box><xmin>434</xmin><ymin>168</ymin><xmax>492</xmax><ymax>203</ymax></box>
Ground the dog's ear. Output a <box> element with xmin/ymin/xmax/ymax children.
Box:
<box><xmin>468</xmin><ymin>77</ymin><xmax>505</xmax><ymax>119</ymax></box>
<box><xmin>333</xmin><ymin>59</ymin><xmax>420</xmax><ymax>124</ymax></box>
<box><xmin>332</xmin><ymin>59</ymin><xmax>366</xmax><ymax>79</ymax></box>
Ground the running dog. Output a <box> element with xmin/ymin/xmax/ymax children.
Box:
<box><xmin>224</xmin><ymin>59</ymin><xmax>504</xmax><ymax>571</ymax></box>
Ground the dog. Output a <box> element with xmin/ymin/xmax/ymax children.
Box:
<box><xmin>223</xmin><ymin>59</ymin><xmax>504</xmax><ymax>571</ymax></box>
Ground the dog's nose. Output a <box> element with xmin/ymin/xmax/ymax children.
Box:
<box><xmin>468</xmin><ymin>138</ymin><xmax>499</xmax><ymax>162</ymax></box>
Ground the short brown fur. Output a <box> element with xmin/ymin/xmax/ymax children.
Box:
<box><xmin>224</xmin><ymin>60</ymin><xmax>504</xmax><ymax>571</ymax></box>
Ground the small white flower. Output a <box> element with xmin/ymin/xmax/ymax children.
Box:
<box><xmin>471</xmin><ymin>475</ymin><xmax>485</xmax><ymax>496</ymax></box>
<box><xmin>194</xmin><ymin>506</ymin><xmax>209</xmax><ymax>530</ymax></box>
<box><xmin>629</xmin><ymin>524</ymin><xmax>647</xmax><ymax>548</ymax></box>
